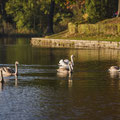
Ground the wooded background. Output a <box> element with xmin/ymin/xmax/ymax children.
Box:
<box><xmin>0</xmin><ymin>0</ymin><xmax>118</xmax><ymax>35</ymax></box>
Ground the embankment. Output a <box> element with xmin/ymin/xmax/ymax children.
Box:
<box><xmin>31</xmin><ymin>38</ymin><xmax>120</xmax><ymax>49</ymax></box>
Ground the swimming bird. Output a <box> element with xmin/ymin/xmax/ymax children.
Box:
<box><xmin>0</xmin><ymin>61</ymin><xmax>19</xmax><ymax>76</ymax></box>
<box><xmin>57</xmin><ymin>62</ymin><xmax>73</xmax><ymax>77</ymax></box>
<box><xmin>58</xmin><ymin>55</ymin><xmax>74</xmax><ymax>70</ymax></box>
<box><xmin>108</xmin><ymin>66</ymin><xmax>120</xmax><ymax>72</ymax></box>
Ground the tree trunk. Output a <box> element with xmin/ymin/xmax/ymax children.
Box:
<box><xmin>46</xmin><ymin>0</ymin><xmax>55</xmax><ymax>35</ymax></box>
<box><xmin>117</xmin><ymin>0</ymin><xmax>120</xmax><ymax>17</ymax></box>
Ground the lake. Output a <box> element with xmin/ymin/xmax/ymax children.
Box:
<box><xmin>0</xmin><ymin>37</ymin><xmax>120</xmax><ymax>120</ymax></box>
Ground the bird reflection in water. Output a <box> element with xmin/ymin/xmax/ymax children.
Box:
<box><xmin>15</xmin><ymin>75</ymin><xmax>18</xmax><ymax>87</ymax></box>
<box><xmin>0</xmin><ymin>82</ymin><xmax>4</xmax><ymax>91</ymax></box>
<box><xmin>57</xmin><ymin>62</ymin><xmax>73</xmax><ymax>88</ymax></box>
<box><xmin>109</xmin><ymin>71</ymin><xmax>120</xmax><ymax>90</ymax></box>
<box><xmin>57</xmin><ymin>71</ymin><xmax>72</xmax><ymax>78</ymax></box>
<box><xmin>68</xmin><ymin>74</ymin><xmax>73</xmax><ymax>88</ymax></box>
<box><xmin>0</xmin><ymin>70</ymin><xmax>4</xmax><ymax>91</ymax></box>
<box><xmin>109</xmin><ymin>71</ymin><xmax>120</xmax><ymax>79</ymax></box>
<box><xmin>57</xmin><ymin>71</ymin><xmax>73</xmax><ymax>87</ymax></box>
<box><xmin>0</xmin><ymin>75</ymin><xmax>18</xmax><ymax>91</ymax></box>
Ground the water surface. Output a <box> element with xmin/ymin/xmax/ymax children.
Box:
<box><xmin>0</xmin><ymin>38</ymin><xmax>120</xmax><ymax>120</ymax></box>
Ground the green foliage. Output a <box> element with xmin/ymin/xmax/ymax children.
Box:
<box><xmin>0</xmin><ymin>0</ymin><xmax>118</xmax><ymax>34</ymax></box>
<box><xmin>86</xmin><ymin>0</ymin><xmax>102</xmax><ymax>22</ymax></box>
<box><xmin>85</xmin><ymin>0</ymin><xmax>118</xmax><ymax>23</ymax></box>
<box><xmin>5</xmin><ymin>0</ymin><xmax>72</xmax><ymax>33</ymax></box>
<box><xmin>5</xmin><ymin>0</ymin><xmax>50</xmax><ymax>33</ymax></box>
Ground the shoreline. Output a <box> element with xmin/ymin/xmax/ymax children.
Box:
<box><xmin>31</xmin><ymin>38</ymin><xmax>120</xmax><ymax>49</ymax></box>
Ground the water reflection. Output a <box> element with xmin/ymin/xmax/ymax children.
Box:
<box><xmin>2</xmin><ymin>38</ymin><xmax>120</xmax><ymax>119</ymax></box>
<box><xmin>0</xmin><ymin>75</ymin><xmax>18</xmax><ymax>91</ymax></box>
<box><xmin>68</xmin><ymin>75</ymin><xmax>73</xmax><ymax>88</ymax></box>
<box><xmin>15</xmin><ymin>75</ymin><xmax>18</xmax><ymax>87</ymax></box>
<box><xmin>0</xmin><ymin>82</ymin><xmax>4</xmax><ymax>91</ymax></box>
<box><xmin>109</xmin><ymin>71</ymin><xmax>120</xmax><ymax>78</ymax></box>
<box><xmin>57</xmin><ymin>68</ymin><xmax>73</xmax><ymax>88</ymax></box>
<box><xmin>57</xmin><ymin>70</ymin><xmax>72</xmax><ymax>78</ymax></box>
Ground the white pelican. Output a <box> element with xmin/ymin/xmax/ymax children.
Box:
<box><xmin>58</xmin><ymin>55</ymin><xmax>74</xmax><ymax>69</ymax></box>
<box><xmin>0</xmin><ymin>61</ymin><xmax>19</xmax><ymax>76</ymax></box>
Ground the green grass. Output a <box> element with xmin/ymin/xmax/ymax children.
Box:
<box><xmin>45</xmin><ymin>31</ymin><xmax>120</xmax><ymax>42</ymax></box>
<box><xmin>45</xmin><ymin>30</ymin><xmax>68</xmax><ymax>39</ymax></box>
<box><xmin>67</xmin><ymin>34</ymin><xmax>120</xmax><ymax>41</ymax></box>
<box><xmin>46</xmin><ymin>17</ymin><xmax>120</xmax><ymax>42</ymax></box>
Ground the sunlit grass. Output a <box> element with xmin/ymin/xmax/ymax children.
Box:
<box><xmin>46</xmin><ymin>31</ymin><xmax>120</xmax><ymax>42</ymax></box>
<box><xmin>46</xmin><ymin>17</ymin><xmax>120</xmax><ymax>41</ymax></box>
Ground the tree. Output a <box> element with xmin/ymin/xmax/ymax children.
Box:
<box><xmin>46</xmin><ymin>0</ymin><xmax>75</xmax><ymax>35</ymax></box>
<box><xmin>0</xmin><ymin>0</ymin><xmax>8</xmax><ymax>20</ymax></box>
<box><xmin>117</xmin><ymin>0</ymin><xmax>120</xmax><ymax>17</ymax></box>
<box><xmin>5</xmin><ymin>0</ymin><xmax>49</xmax><ymax>33</ymax></box>
<box><xmin>85</xmin><ymin>0</ymin><xmax>118</xmax><ymax>23</ymax></box>
<box><xmin>67</xmin><ymin>0</ymin><xmax>85</xmax><ymax>23</ymax></box>
<box><xmin>5</xmin><ymin>0</ymin><xmax>72</xmax><ymax>34</ymax></box>
<box><xmin>46</xmin><ymin>0</ymin><xmax>55</xmax><ymax>35</ymax></box>
<box><xmin>0</xmin><ymin>0</ymin><xmax>10</xmax><ymax>34</ymax></box>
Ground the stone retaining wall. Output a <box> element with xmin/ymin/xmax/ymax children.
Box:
<box><xmin>31</xmin><ymin>38</ymin><xmax>120</xmax><ymax>49</ymax></box>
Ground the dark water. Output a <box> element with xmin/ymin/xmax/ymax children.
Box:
<box><xmin>0</xmin><ymin>38</ymin><xmax>120</xmax><ymax>120</ymax></box>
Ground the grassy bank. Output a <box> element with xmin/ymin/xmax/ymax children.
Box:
<box><xmin>46</xmin><ymin>17</ymin><xmax>120</xmax><ymax>42</ymax></box>
<box><xmin>66</xmin><ymin>34</ymin><xmax>120</xmax><ymax>41</ymax></box>
<box><xmin>46</xmin><ymin>31</ymin><xmax>120</xmax><ymax>42</ymax></box>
